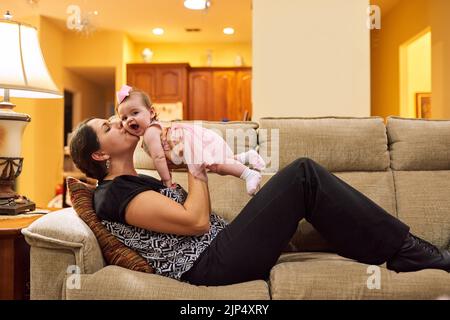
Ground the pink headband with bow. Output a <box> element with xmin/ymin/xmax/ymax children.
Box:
<box><xmin>116</xmin><ymin>84</ymin><xmax>133</xmax><ymax>104</ymax></box>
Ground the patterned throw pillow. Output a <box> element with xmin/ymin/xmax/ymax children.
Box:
<box><xmin>66</xmin><ymin>177</ymin><xmax>154</xmax><ymax>273</ymax></box>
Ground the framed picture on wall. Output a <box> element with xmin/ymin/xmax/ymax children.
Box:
<box><xmin>415</xmin><ymin>92</ymin><xmax>432</xmax><ymax>119</ymax></box>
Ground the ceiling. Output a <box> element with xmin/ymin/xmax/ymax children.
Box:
<box><xmin>0</xmin><ymin>0</ymin><xmax>252</xmax><ymax>43</ymax></box>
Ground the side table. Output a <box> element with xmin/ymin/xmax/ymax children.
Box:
<box><xmin>0</xmin><ymin>210</ymin><xmax>50</xmax><ymax>300</ymax></box>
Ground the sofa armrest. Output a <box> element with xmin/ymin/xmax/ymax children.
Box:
<box><xmin>22</xmin><ymin>208</ymin><xmax>105</xmax><ymax>299</ymax></box>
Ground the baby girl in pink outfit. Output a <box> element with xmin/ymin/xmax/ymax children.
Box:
<box><xmin>116</xmin><ymin>85</ymin><xmax>265</xmax><ymax>195</ymax></box>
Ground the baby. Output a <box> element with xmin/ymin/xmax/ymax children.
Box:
<box><xmin>116</xmin><ymin>85</ymin><xmax>266</xmax><ymax>195</ymax></box>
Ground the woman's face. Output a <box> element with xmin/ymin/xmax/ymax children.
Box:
<box><xmin>87</xmin><ymin>118</ymin><xmax>139</xmax><ymax>158</ymax></box>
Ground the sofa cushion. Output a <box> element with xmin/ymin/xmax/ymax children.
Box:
<box><xmin>387</xmin><ymin>116</ymin><xmax>450</xmax><ymax>170</ymax></box>
<box><xmin>22</xmin><ymin>207</ymin><xmax>105</xmax><ymax>275</ymax></box>
<box><xmin>64</xmin><ymin>265</ymin><xmax>270</xmax><ymax>300</ymax></box>
<box><xmin>67</xmin><ymin>177</ymin><xmax>154</xmax><ymax>273</ymax></box>
<box><xmin>134</xmin><ymin>120</ymin><xmax>259</xmax><ymax>170</ymax></box>
<box><xmin>270</xmin><ymin>252</ymin><xmax>450</xmax><ymax>299</ymax></box>
<box><xmin>258</xmin><ymin>117</ymin><xmax>390</xmax><ymax>172</ymax></box>
<box><xmin>393</xmin><ymin>171</ymin><xmax>450</xmax><ymax>250</ymax></box>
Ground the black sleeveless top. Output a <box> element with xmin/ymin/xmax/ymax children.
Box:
<box><xmin>94</xmin><ymin>174</ymin><xmax>165</xmax><ymax>223</ymax></box>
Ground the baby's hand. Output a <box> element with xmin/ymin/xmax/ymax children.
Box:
<box><xmin>162</xmin><ymin>179</ymin><xmax>173</xmax><ymax>188</ymax></box>
<box><xmin>169</xmin><ymin>182</ymin><xmax>178</xmax><ymax>189</ymax></box>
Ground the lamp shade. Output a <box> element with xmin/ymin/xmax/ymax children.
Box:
<box><xmin>0</xmin><ymin>19</ymin><xmax>61</xmax><ymax>99</ymax></box>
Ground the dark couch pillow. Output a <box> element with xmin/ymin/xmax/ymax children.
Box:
<box><xmin>66</xmin><ymin>177</ymin><xmax>154</xmax><ymax>273</ymax></box>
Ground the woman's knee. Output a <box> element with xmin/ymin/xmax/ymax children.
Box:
<box><xmin>293</xmin><ymin>157</ymin><xmax>317</xmax><ymax>167</ymax></box>
<box><xmin>280</xmin><ymin>157</ymin><xmax>313</xmax><ymax>176</ymax></box>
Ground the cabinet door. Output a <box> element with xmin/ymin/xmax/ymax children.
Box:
<box><xmin>236</xmin><ymin>71</ymin><xmax>252</xmax><ymax>121</ymax></box>
<box><xmin>127</xmin><ymin>67</ymin><xmax>156</xmax><ymax>100</ymax></box>
<box><xmin>213</xmin><ymin>71</ymin><xmax>236</xmax><ymax>121</ymax></box>
<box><xmin>189</xmin><ymin>71</ymin><xmax>213</xmax><ymax>120</ymax></box>
<box><xmin>155</xmin><ymin>67</ymin><xmax>186</xmax><ymax>102</ymax></box>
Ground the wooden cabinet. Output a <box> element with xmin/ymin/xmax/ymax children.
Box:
<box><xmin>128</xmin><ymin>67</ymin><xmax>156</xmax><ymax>98</ymax></box>
<box><xmin>0</xmin><ymin>214</ymin><xmax>45</xmax><ymax>300</ymax></box>
<box><xmin>188</xmin><ymin>71</ymin><xmax>213</xmax><ymax>120</ymax></box>
<box><xmin>155</xmin><ymin>67</ymin><xmax>187</xmax><ymax>102</ymax></box>
<box><xmin>189</xmin><ymin>67</ymin><xmax>252</xmax><ymax>121</ymax></box>
<box><xmin>213</xmin><ymin>71</ymin><xmax>236</xmax><ymax>121</ymax></box>
<box><xmin>127</xmin><ymin>63</ymin><xmax>189</xmax><ymax>118</ymax></box>
<box><xmin>127</xmin><ymin>64</ymin><xmax>252</xmax><ymax>121</ymax></box>
<box><xmin>236</xmin><ymin>70</ymin><xmax>252</xmax><ymax>121</ymax></box>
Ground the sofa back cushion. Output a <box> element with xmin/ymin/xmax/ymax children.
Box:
<box><xmin>387</xmin><ymin>116</ymin><xmax>450</xmax><ymax>170</ymax></box>
<box><xmin>258</xmin><ymin>117</ymin><xmax>390</xmax><ymax>172</ymax></box>
<box><xmin>387</xmin><ymin>117</ymin><xmax>450</xmax><ymax>250</ymax></box>
<box><xmin>134</xmin><ymin>120</ymin><xmax>259</xmax><ymax>170</ymax></box>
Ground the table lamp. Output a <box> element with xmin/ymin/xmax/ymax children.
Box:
<box><xmin>0</xmin><ymin>11</ymin><xmax>62</xmax><ymax>215</ymax></box>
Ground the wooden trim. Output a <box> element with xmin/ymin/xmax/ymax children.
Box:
<box><xmin>127</xmin><ymin>63</ymin><xmax>191</xmax><ymax>69</ymax></box>
<box><xmin>190</xmin><ymin>66</ymin><xmax>252</xmax><ymax>71</ymax></box>
<box><xmin>0</xmin><ymin>215</ymin><xmax>45</xmax><ymax>231</ymax></box>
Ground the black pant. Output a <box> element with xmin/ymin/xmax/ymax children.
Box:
<box><xmin>180</xmin><ymin>157</ymin><xmax>410</xmax><ymax>286</ymax></box>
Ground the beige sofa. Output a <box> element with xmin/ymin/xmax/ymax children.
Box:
<box><xmin>22</xmin><ymin>116</ymin><xmax>450</xmax><ymax>300</ymax></box>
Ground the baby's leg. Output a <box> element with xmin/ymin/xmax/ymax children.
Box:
<box><xmin>207</xmin><ymin>159</ymin><xmax>262</xmax><ymax>195</ymax></box>
<box><xmin>234</xmin><ymin>150</ymin><xmax>266</xmax><ymax>171</ymax></box>
<box><xmin>208</xmin><ymin>159</ymin><xmax>246</xmax><ymax>177</ymax></box>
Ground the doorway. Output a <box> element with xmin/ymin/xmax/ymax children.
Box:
<box><xmin>64</xmin><ymin>90</ymin><xmax>74</xmax><ymax>146</ymax></box>
<box><xmin>399</xmin><ymin>29</ymin><xmax>432</xmax><ymax>118</ymax></box>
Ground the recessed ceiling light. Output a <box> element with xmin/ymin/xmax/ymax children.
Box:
<box><xmin>223</xmin><ymin>27</ymin><xmax>235</xmax><ymax>35</ymax></box>
<box><xmin>152</xmin><ymin>28</ymin><xmax>164</xmax><ymax>35</ymax></box>
<box><xmin>184</xmin><ymin>0</ymin><xmax>211</xmax><ymax>10</ymax></box>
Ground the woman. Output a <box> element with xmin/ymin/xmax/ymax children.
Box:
<box><xmin>69</xmin><ymin>117</ymin><xmax>450</xmax><ymax>286</ymax></box>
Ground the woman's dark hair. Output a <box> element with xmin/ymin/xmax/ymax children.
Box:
<box><xmin>69</xmin><ymin>118</ymin><xmax>108</xmax><ymax>181</ymax></box>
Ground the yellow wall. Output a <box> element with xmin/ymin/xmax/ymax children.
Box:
<box><xmin>430</xmin><ymin>0</ymin><xmax>450</xmax><ymax>119</ymax></box>
<box><xmin>13</xmin><ymin>99</ymin><xmax>38</xmax><ymax>203</ymax></box>
<box><xmin>371</xmin><ymin>0</ymin><xmax>429</xmax><ymax>119</ymax></box>
<box><xmin>252</xmin><ymin>0</ymin><xmax>370</xmax><ymax>121</ymax></box>
<box><xmin>371</xmin><ymin>0</ymin><xmax>450</xmax><ymax>120</ymax></box>
<box><xmin>63</xmin><ymin>29</ymin><xmax>126</xmax><ymax>94</ymax></box>
<box><xmin>123</xmin><ymin>35</ymin><xmax>136</xmax><ymax>91</ymax></box>
<box><xmin>15</xmin><ymin>17</ymin><xmax>64</xmax><ymax>208</ymax></box>
<box><xmin>400</xmin><ymin>31</ymin><xmax>431</xmax><ymax>118</ymax></box>
<box><xmin>63</xmin><ymin>70</ymin><xmax>108</xmax><ymax>125</ymax></box>
<box><xmin>133</xmin><ymin>42</ymin><xmax>252</xmax><ymax>67</ymax></box>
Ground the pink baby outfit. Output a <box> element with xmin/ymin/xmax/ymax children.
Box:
<box><xmin>144</xmin><ymin>121</ymin><xmax>235</xmax><ymax>182</ymax></box>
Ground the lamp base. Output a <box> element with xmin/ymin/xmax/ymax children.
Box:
<box><xmin>0</xmin><ymin>196</ymin><xmax>36</xmax><ymax>215</ymax></box>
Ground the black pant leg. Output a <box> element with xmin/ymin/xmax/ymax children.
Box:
<box><xmin>301</xmin><ymin>158</ymin><xmax>410</xmax><ymax>264</ymax></box>
<box><xmin>181</xmin><ymin>157</ymin><xmax>410</xmax><ymax>286</ymax></box>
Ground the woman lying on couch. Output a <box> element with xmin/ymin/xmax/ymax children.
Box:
<box><xmin>69</xmin><ymin>117</ymin><xmax>450</xmax><ymax>286</ymax></box>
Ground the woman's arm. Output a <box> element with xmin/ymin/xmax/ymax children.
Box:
<box><xmin>124</xmin><ymin>170</ymin><xmax>211</xmax><ymax>236</ymax></box>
